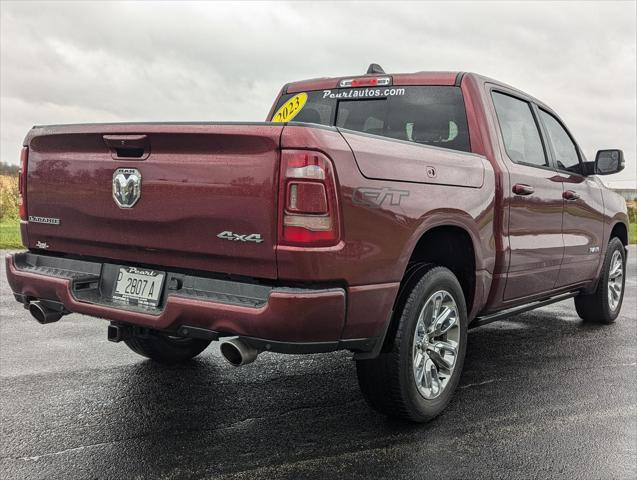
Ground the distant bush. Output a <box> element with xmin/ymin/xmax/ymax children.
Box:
<box><xmin>0</xmin><ymin>174</ymin><xmax>19</xmax><ymax>220</ymax></box>
<box><xmin>0</xmin><ymin>163</ymin><xmax>19</xmax><ymax>176</ymax></box>
<box><xmin>628</xmin><ymin>201</ymin><xmax>637</xmax><ymax>225</ymax></box>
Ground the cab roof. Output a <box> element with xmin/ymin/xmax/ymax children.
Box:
<box><xmin>285</xmin><ymin>71</ymin><xmax>463</xmax><ymax>94</ymax></box>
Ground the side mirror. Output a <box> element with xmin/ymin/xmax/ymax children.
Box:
<box><xmin>595</xmin><ymin>149</ymin><xmax>624</xmax><ymax>175</ymax></box>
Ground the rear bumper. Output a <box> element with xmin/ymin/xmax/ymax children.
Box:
<box><xmin>6</xmin><ymin>252</ymin><xmax>398</xmax><ymax>354</ymax></box>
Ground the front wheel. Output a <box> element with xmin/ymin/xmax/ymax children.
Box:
<box><xmin>356</xmin><ymin>265</ymin><xmax>468</xmax><ymax>422</ymax></box>
<box><xmin>124</xmin><ymin>332</ymin><xmax>211</xmax><ymax>364</ymax></box>
<box><xmin>575</xmin><ymin>237</ymin><xmax>626</xmax><ymax>324</ymax></box>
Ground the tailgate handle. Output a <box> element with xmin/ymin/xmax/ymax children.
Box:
<box><xmin>103</xmin><ymin>134</ymin><xmax>150</xmax><ymax>159</ymax></box>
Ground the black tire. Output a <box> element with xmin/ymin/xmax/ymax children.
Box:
<box><xmin>356</xmin><ymin>265</ymin><xmax>468</xmax><ymax>422</ymax></box>
<box><xmin>574</xmin><ymin>237</ymin><xmax>626</xmax><ymax>324</ymax></box>
<box><xmin>124</xmin><ymin>332</ymin><xmax>211</xmax><ymax>364</ymax></box>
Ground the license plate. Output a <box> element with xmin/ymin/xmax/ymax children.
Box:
<box><xmin>112</xmin><ymin>267</ymin><xmax>165</xmax><ymax>307</ymax></box>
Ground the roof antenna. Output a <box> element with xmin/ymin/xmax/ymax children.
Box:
<box><xmin>366</xmin><ymin>63</ymin><xmax>385</xmax><ymax>74</ymax></box>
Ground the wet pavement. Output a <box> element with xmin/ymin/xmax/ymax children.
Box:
<box><xmin>1</xmin><ymin>247</ymin><xmax>635</xmax><ymax>479</ymax></box>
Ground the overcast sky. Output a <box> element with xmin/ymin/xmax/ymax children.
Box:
<box><xmin>1</xmin><ymin>1</ymin><xmax>635</xmax><ymax>187</ymax></box>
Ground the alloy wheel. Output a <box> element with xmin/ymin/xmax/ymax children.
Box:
<box><xmin>412</xmin><ymin>290</ymin><xmax>460</xmax><ymax>400</ymax></box>
<box><xmin>607</xmin><ymin>250</ymin><xmax>624</xmax><ymax>311</ymax></box>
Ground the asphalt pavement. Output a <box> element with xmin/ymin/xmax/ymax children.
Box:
<box><xmin>1</xmin><ymin>248</ymin><xmax>635</xmax><ymax>479</ymax></box>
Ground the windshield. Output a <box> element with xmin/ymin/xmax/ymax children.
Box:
<box><xmin>272</xmin><ymin>86</ymin><xmax>471</xmax><ymax>153</ymax></box>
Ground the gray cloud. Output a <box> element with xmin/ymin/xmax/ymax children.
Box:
<box><xmin>1</xmin><ymin>0</ymin><xmax>635</xmax><ymax>186</ymax></box>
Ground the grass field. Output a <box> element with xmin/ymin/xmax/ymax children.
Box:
<box><xmin>0</xmin><ymin>219</ymin><xmax>22</xmax><ymax>249</ymax></box>
<box><xmin>1</xmin><ymin>172</ymin><xmax>21</xmax><ymax>248</ymax></box>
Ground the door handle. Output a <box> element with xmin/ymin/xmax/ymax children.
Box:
<box><xmin>563</xmin><ymin>190</ymin><xmax>580</xmax><ymax>201</ymax></box>
<box><xmin>512</xmin><ymin>183</ymin><xmax>535</xmax><ymax>195</ymax></box>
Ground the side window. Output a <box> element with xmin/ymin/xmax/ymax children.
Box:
<box><xmin>492</xmin><ymin>92</ymin><xmax>548</xmax><ymax>167</ymax></box>
<box><xmin>538</xmin><ymin>110</ymin><xmax>581</xmax><ymax>174</ymax></box>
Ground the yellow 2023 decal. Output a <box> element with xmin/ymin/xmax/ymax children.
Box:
<box><xmin>272</xmin><ymin>93</ymin><xmax>308</xmax><ymax>122</ymax></box>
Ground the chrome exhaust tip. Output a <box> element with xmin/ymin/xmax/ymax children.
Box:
<box><xmin>29</xmin><ymin>301</ymin><xmax>63</xmax><ymax>324</ymax></box>
<box><xmin>220</xmin><ymin>338</ymin><xmax>259</xmax><ymax>367</ymax></box>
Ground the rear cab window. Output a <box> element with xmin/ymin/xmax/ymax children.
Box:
<box><xmin>271</xmin><ymin>86</ymin><xmax>471</xmax><ymax>153</ymax></box>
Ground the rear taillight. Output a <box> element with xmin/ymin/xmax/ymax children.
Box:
<box><xmin>18</xmin><ymin>146</ymin><xmax>28</xmax><ymax>220</ymax></box>
<box><xmin>278</xmin><ymin>150</ymin><xmax>340</xmax><ymax>247</ymax></box>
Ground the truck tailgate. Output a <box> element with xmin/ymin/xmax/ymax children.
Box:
<box><xmin>23</xmin><ymin>123</ymin><xmax>283</xmax><ymax>279</ymax></box>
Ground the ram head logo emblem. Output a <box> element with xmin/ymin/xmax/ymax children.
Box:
<box><xmin>112</xmin><ymin>168</ymin><xmax>141</xmax><ymax>208</ymax></box>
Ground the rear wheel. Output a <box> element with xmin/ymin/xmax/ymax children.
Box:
<box><xmin>574</xmin><ymin>237</ymin><xmax>626</xmax><ymax>324</ymax></box>
<box><xmin>356</xmin><ymin>265</ymin><xmax>467</xmax><ymax>422</ymax></box>
<box><xmin>124</xmin><ymin>332</ymin><xmax>211</xmax><ymax>364</ymax></box>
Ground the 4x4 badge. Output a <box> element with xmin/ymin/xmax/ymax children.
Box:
<box><xmin>217</xmin><ymin>231</ymin><xmax>264</xmax><ymax>243</ymax></box>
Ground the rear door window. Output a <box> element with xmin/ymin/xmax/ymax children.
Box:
<box><xmin>273</xmin><ymin>86</ymin><xmax>471</xmax><ymax>153</ymax></box>
<box><xmin>492</xmin><ymin>92</ymin><xmax>548</xmax><ymax>168</ymax></box>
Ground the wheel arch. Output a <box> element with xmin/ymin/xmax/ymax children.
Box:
<box><xmin>379</xmin><ymin>219</ymin><xmax>481</xmax><ymax>354</ymax></box>
<box><xmin>404</xmin><ymin>224</ymin><xmax>477</xmax><ymax>314</ymax></box>
<box><xmin>610</xmin><ymin>221</ymin><xmax>628</xmax><ymax>246</ymax></box>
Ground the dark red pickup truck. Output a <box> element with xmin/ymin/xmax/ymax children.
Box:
<box><xmin>6</xmin><ymin>66</ymin><xmax>629</xmax><ymax>422</ymax></box>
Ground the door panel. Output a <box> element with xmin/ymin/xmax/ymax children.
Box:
<box><xmin>556</xmin><ymin>175</ymin><xmax>604</xmax><ymax>286</ymax></box>
<box><xmin>536</xmin><ymin>108</ymin><xmax>605</xmax><ymax>286</ymax></box>
<box><xmin>505</xmin><ymin>166</ymin><xmax>564</xmax><ymax>299</ymax></box>
<box><xmin>490</xmin><ymin>91</ymin><xmax>565</xmax><ymax>301</ymax></box>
